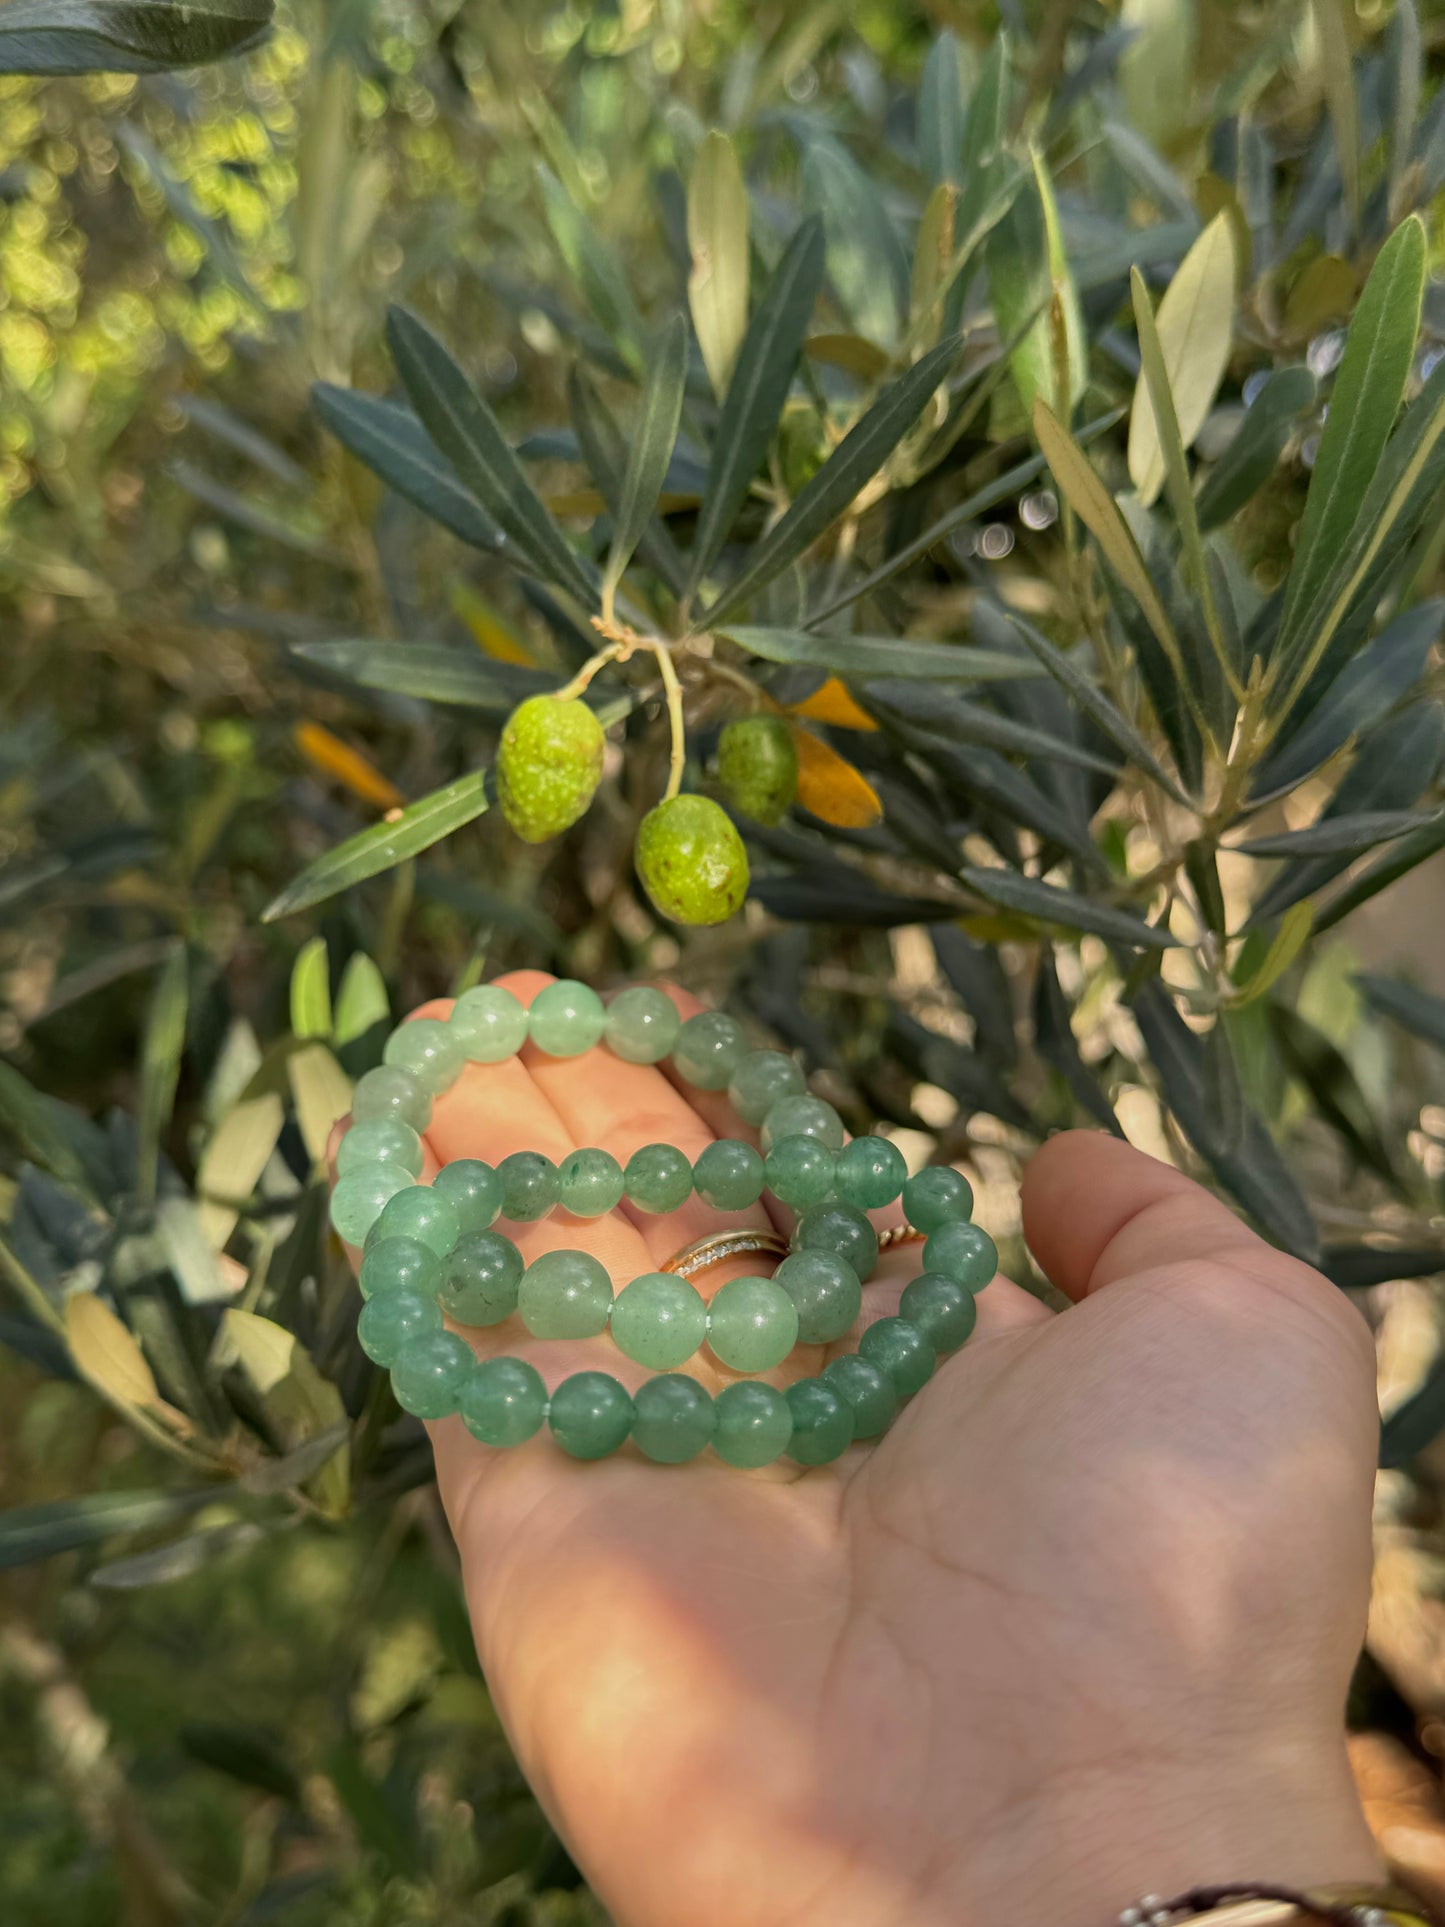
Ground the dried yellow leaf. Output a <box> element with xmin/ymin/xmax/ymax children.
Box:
<box><xmin>786</xmin><ymin>678</ymin><xmax>879</xmax><ymax>732</ymax></box>
<box><xmin>293</xmin><ymin>723</ymin><xmax>402</xmax><ymax>812</ymax></box>
<box><xmin>790</xmin><ymin>724</ymin><xmax>883</xmax><ymax>828</ymax></box>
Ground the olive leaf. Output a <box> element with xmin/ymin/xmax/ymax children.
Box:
<box><xmin>687</xmin><ymin>132</ymin><xmax>750</xmax><ymax>399</ymax></box>
<box><xmin>0</xmin><ymin>0</ymin><xmax>272</xmax><ymax>75</ymax></box>
<box><xmin>604</xmin><ymin>314</ymin><xmax>688</xmax><ymax>603</ymax></box>
<box><xmin>312</xmin><ymin>385</ymin><xmax>501</xmax><ymax>552</ymax></box>
<box><xmin>1127</xmin><ymin>213</ymin><xmax>1237</xmax><ymax>506</ymax></box>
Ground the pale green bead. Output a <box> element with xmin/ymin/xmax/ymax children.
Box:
<box><xmin>517</xmin><ymin>1248</ymin><xmax>613</xmax><ymax>1339</ymax></box>
<box><xmin>785</xmin><ymin>1379</ymin><xmax>854</xmax><ymax>1465</ymax></box>
<box><xmin>624</xmin><ymin>1143</ymin><xmax>694</xmax><ymax>1213</ymax></box>
<box><xmin>391</xmin><ymin>1330</ymin><xmax>474</xmax><ymax>1418</ymax></box>
<box><xmin>357</xmin><ymin>1285</ymin><xmax>442</xmax><ymax>1367</ymax></box>
<box><xmin>372</xmin><ymin>1186</ymin><xmax>462</xmax><ymax>1260</ymax></box>
<box><xmin>693</xmin><ymin>1138</ymin><xmax>764</xmax><ymax>1211</ymax></box>
<box><xmin>432</xmin><ymin>1159</ymin><xmax>503</xmax><ymax>1235</ymax></box>
<box><xmin>792</xmin><ymin>1201</ymin><xmax>878</xmax><ymax>1279</ymax></box>
<box><xmin>528</xmin><ymin>979</ymin><xmax>605</xmax><ymax>1056</ymax></box>
<box><xmin>440</xmin><ymin>1231</ymin><xmax>523</xmax><ymax>1327</ymax></box>
<box><xmin>672</xmin><ymin>1011</ymin><xmax>747</xmax><ymax>1090</ymax></box>
<box><xmin>548</xmin><ymin>1371</ymin><xmax>634</xmax><ymax>1459</ymax></box>
<box><xmin>358</xmin><ymin>1235</ymin><xmax>440</xmax><ymax>1303</ymax></box>
<box><xmin>459</xmin><ymin>1356</ymin><xmax>547</xmax><ymax>1446</ymax></box>
<box><xmin>352</xmin><ymin>1065</ymin><xmax>432</xmax><ymax>1132</ymax></box>
<box><xmin>727</xmin><ymin>1049</ymin><xmax>806</xmax><ymax>1126</ymax></box>
<box><xmin>611</xmin><ymin>1273</ymin><xmax>708</xmax><ymax>1369</ymax></box>
<box><xmin>822</xmin><ymin>1354</ymin><xmax>898</xmax><ymax>1439</ymax></box>
<box><xmin>337</xmin><ymin>1118</ymin><xmax>425</xmax><ymax>1180</ymax></box>
<box><xmin>773</xmin><ymin>1250</ymin><xmax>862</xmax><ymax>1345</ymax></box>
<box><xmin>922</xmin><ymin>1221</ymin><xmax>997</xmax><ymax>1291</ymax></box>
<box><xmin>604</xmin><ymin>986</ymin><xmax>681</xmax><ymax>1063</ymax></box>
<box><xmin>497</xmin><ymin>1151</ymin><xmax>558</xmax><ymax>1222</ymax></box>
<box><xmin>900</xmin><ymin>1272</ymin><xmax>977</xmax><ymax>1352</ymax></box>
<box><xmin>449</xmin><ymin>984</ymin><xmax>529</xmax><ymax>1063</ymax></box>
<box><xmin>331</xmin><ymin>1163</ymin><xmax>411</xmax><ymax>1245</ymax></box>
<box><xmin>834</xmin><ymin>1135</ymin><xmax>907</xmax><ymax>1210</ymax></box>
<box><xmin>706</xmin><ymin>1274</ymin><xmax>799</xmax><ymax>1372</ymax></box>
<box><xmin>759</xmin><ymin>1094</ymin><xmax>845</xmax><ymax>1154</ymax></box>
<box><xmin>557</xmin><ymin>1147</ymin><xmax>625</xmax><ymax>1218</ymax></box>
<box><xmin>858</xmin><ymin>1316</ymin><xmax>936</xmax><ymax>1399</ymax></box>
<box><xmin>631</xmin><ymin>1375</ymin><xmax>714</xmax><ymax>1463</ymax></box>
<box><xmin>901</xmin><ymin>1166</ymin><xmax>974</xmax><ymax>1233</ymax></box>
<box><xmin>763</xmin><ymin>1135</ymin><xmax>836</xmax><ymax>1210</ymax></box>
<box><xmin>712</xmin><ymin>1382</ymin><xmax>792</xmax><ymax>1467</ymax></box>
<box><xmin>383</xmin><ymin>1018</ymin><xmax>465</xmax><ymax>1095</ymax></box>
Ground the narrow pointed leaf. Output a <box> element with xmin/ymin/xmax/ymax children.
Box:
<box><xmin>312</xmin><ymin>385</ymin><xmax>499</xmax><ymax>551</ymax></box>
<box><xmin>1196</xmin><ymin>366</ymin><xmax>1317</xmax><ymax>529</ymax></box>
<box><xmin>604</xmin><ymin>314</ymin><xmax>688</xmax><ymax>598</ymax></box>
<box><xmin>0</xmin><ymin>0</ymin><xmax>272</xmax><ymax>74</ymax></box>
<box><xmin>0</xmin><ymin>1487</ymin><xmax>216</xmax><ymax>1569</ymax></box>
<box><xmin>919</xmin><ymin>31</ymin><xmax>968</xmax><ymax>184</ymax></box>
<box><xmin>864</xmin><ymin>681</ymin><xmax>1121</xmax><ymax>780</ymax></box>
<box><xmin>688</xmin><ymin>132</ymin><xmax>750</xmax><ymax>399</ymax></box>
<box><xmin>1127</xmin><ymin>213</ymin><xmax>1237</xmax><ymax>505</ymax></box>
<box><xmin>1316</xmin><ymin>811</ymin><xmax>1445</xmax><ymax>931</ymax></box>
<box><xmin>1226</xmin><ymin>901</ymin><xmax>1314</xmax><ymax>1007</ymax></box>
<box><xmin>137</xmin><ymin>946</ymin><xmax>188</xmax><ymax>1206</ymax></box>
<box><xmin>1235</xmin><ymin>809</ymin><xmax>1440</xmax><ymax>859</ymax></box>
<box><xmin>960</xmin><ymin>867</ymin><xmax>1175</xmax><ymax>948</ymax></box>
<box><xmin>333</xmin><ymin>954</ymin><xmax>389</xmax><ymax>1047</ymax></box>
<box><xmin>1312</xmin><ymin>0</ymin><xmax>1361</xmax><ymax>232</ymax></box>
<box><xmin>802</xmin><ymin>136</ymin><xmax>909</xmax><ymax>349</ymax></box>
<box><xmin>263</xmin><ymin>770</ymin><xmax>489</xmax><ymax>921</ymax></box>
<box><xmin>289</xmin><ymin>936</ymin><xmax>331</xmax><ymax>1040</ymax></box>
<box><xmin>294</xmin><ymin>639</ymin><xmax>542</xmax><ymax>710</ymax></box>
<box><xmin>567</xmin><ymin>367</ymin><xmax>687</xmax><ymax>595</ymax></box>
<box><xmin>1357</xmin><ymin>973</ymin><xmax>1445</xmax><ymax>1052</ymax></box>
<box><xmin>1032</xmin><ymin>951</ymin><xmax>1124</xmax><ymax>1133</ymax></box>
<box><xmin>722</xmin><ymin>626</ymin><xmax>1043</xmax><ymax>682</ymax></box>
<box><xmin>538</xmin><ymin>168</ymin><xmax>645</xmax><ymax>371</ymax></box>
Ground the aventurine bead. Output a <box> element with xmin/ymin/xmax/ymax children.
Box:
<box><xmin>923</xmin><ymin>1221</ymin><xmax>997</xmax><ymax>1291</ymax></box>
<box><xmin>337</xmin><ymin>1118</ymin><xmax>425</xmax><ymax>1180</ymax></box>
<box><xmin>713</xmin><ymin>1381</ymin><xmax>792</xmax><ymax>1467</ymax></box>
<box><xmin>859</xmin><ymin>1316</ymin><xmax>936</xmax><ymax>1399</ymax></box>
<box><xmin>498</xmin><ymin>1151</ymin><xmax>558</xmax><ymax>1222</ymax></box>
<box><xmin>459</xmin><ymin>1356</ymin><xmax>547</xmax><ymax>1446</ymax></box>
<box><xmin>359</xmin><ymin>1234</ymin><xmax>440</xmax><ymax>1303</ymax></box>
<box><xmin>631</xmin><ymin>1375</ymin><xmax>715</xmax><ymax>1463</ymax></box>
<box><xmin>372</xmin><ymin>1185</ymin><xmax>462</xmax><ymax>1261</ymax></box>
<box><xmin>517</xmin><ymin>1248</ymin><xmax>613</xmax><ymax>1339</ymax></box>
<box><xmin>352</xmin><ymin>1064</ymin><xmax>432</xmax><ymax>1132</ymax></box>
<box><xmin>759</xmin><ymin>1093</ymin><xmax>845</xmax><ymax>1155</ymax></box>
<box><xmin>441</xmin><ymin>1231</ymin><xmax>524</xmax><ymax>1327</ymax></box>
<box><xmin>793</xmin><ymin>1201</ymin><xmax>879</xmax><ymax>1279</ymax></box>
<box><xmin>822</xmin><ymin>1354</ymin><xmax>898</xmax><ymax>1438</ymax></box>
<box><xmin>672</xmin><ymin>1011</ymin><xmax>747</xmax><ymax>1090</ymax></box>
<box><xmin>727</xmin><ymin>1049</ymin><xmax>806</xmax><ymax>1126</ymax></box>
<box><xmin>330</xmin><ymin>1163</ymin><xmax>411</xmax><ymax>1245</ymax></box>
<box><xmin>835</xmin><ymin>1135</ymin><xmax>908</xmax><ymax>1211</ymax></box>
<box><xmin>391</xmin><ymin>1329</ymin><xmax>474</xmax><ymax>1418</ymax></box>
<box><xmin>449</xmin><ymin>983</ymin><xmax>529</xmax><ymax>1062</ymax></box>
<box><xmin>383</xmin><ymin>1017</ymin><xmax>465</xmax><ymax>1095</ymax></box>
<box><xmin>548</xmin><ymin>1371</ymin><xmax>634</xmax><ymax>1459</ymax></box>
<box><xmin>611</xmin><ymin>1272</ymin><xmax>708</xmax><ymax>1368</ymax></box>
<box><xmin>900</xmin><ymin>1272</ymin><xmax>977</xmax><ymax>1352</ymax></box>
<box><xmin>706</xmin><ymin>1274</ymin><xmax>799</xmax><ymax>1372</ymax></box>
<box><xmin>605</xmin><ymin>986</ymin><xmax>681</xmax><ymax>1063</ymax></box>
<box><xmin>357</xmin><ymin>1285</ymin><xmax>442</xmax><ymax>1366</ymax></box>
<box><xmin>528</xmin><ymin>979</ymin><xmax>605</xmax><ymax>1057</ymax></box>
<box><xmin>901</xmin><ymin>1166</ymin><xmax>974</xmax><ymax>1233</ymax></box>
<box><xmin>432</xmin><ymin>1159</ymin><xmax>503</xmax><ymax>1235</ymax></box>
<box><xmin>692</xmin><ymin>1139</ymin><xmax>765</xmax><ymax>1212</ymax></box>
<box><xmin>785</xmin><ymin>1380</ymin><xmax>855</xmax><ymax>1465</ymax></box>
<box><xmin>624</xmin><ymin>1143</ymin><xmax>694</xmax><ymax>1213</ymax></box>
<box><xmin>773</xmin><ymin>1250</ymin><xmax>862</xmax><ymax>1345</ymax></box>
<box><xmin>763</xmin><ymin>1135</ymin><xmax>834</xmax><ymax>1210</ymax></box>
<box><xmin>557</xmin><ymin>1147</ymin><xmax>625</xmax><ymax>1218</ymax></box>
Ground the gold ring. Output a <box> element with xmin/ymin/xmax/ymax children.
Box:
<box><xmin>878</xmin><ymin>1224</ymin><xmax>927</xmax><ymax>1251</ymax></box>
<box><xmin>660</xmin><ymin>1229</ymin><xmax>789</xmax><ymax>1279</ymax></box>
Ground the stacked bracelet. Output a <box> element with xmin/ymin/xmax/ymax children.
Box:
<box><xmin>330</xmin><ymin>982</ymin><xmax>998</xmax><ymax>1469</ymax></box>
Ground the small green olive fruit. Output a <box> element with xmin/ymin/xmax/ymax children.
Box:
<box><xmin>716</xmin><ymin>715</ymin><xmax>798</xmax><ymax>827</ymax></box>
<box><xmin>496</xmin><ymin>695</ymin><xmax>605</xmax><ymax>843</ymax></box>
<box><xmin>635</xmin><ymin>794</ymin><xmax>749</xmax><ymax>926</ymax></box>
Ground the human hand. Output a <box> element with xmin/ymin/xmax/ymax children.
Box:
<box><xmin>333</xmin><ymin>971</ymin><xmax>1383</xmax><ymax>1927</ymax></box>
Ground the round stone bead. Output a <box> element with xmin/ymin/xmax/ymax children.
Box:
<box><xmin>351</xmin><ymin>1064</ymin><xmax>432</xmax><ymax>1133</ymax></box>
<box><xmin>517</xmin><ymin>1248</ymin><xmax>613</xmax><ymax>1339</ymax></box>
<box><xmin>692</xmin><ymin>1139</ymin><xmax>765</xmax><ymax>1212</ymax></box>
<box><xmin>901</xmin><ymin>1165</ymin><xmax>974</xmax><ymax>1233</ymax></box>
<box><xmin>785</xmin><ymin>1379</ymin><xmax>855</xmax><ymax>1465</ymax></box>
<box><xmin>822</xmin><ymin>1354</ymin><xmax>898</xmax><ymax>1439</ymax></box>
<box><xmin>449</xmin><ymin>983</ymin><xmax>529</xmax><ymax>1063</ymax></box>
<box><xmin>359</xmin><ymin>1234</ymin><xmax>440</xmax><ymax>1303</ymax></box>
<box><xmin>727</xmin><ymin>1049</ymin><xmax>806</xmax><ymax>1126</ymax></box>
<box><xmin>835</xmin><ymin>1135</ymin><xmax>908</xmax><ymax>1211</ymax></box>
<box><xmin>357</xmin><ymin>1285</ymin><xmax>442</xmax><ymax>1367</ymax></box>
<box><xmin>528</xmin><ymin>979</ymin><xmax>605</xmax><ymax>1057</ymax></box>
<box><xmin>773</xmin><ymin>1250</ymin><xmax>862</xmax><ymax>1345</ymax></box>
<box><xmin>459</xmin><ymin>1356</ymin><xmax>547</xmax><ymax>1447</ymax></box>
<box><xmin>391</xmin><ymin>1329</ymin><xmax>474</xmax><ymax>1419</ymax></box>
<box><xmin>706</xmin><ymin>1274</ymin><xmax>799</xmax><ymax>1373</ymax></box>
<box><xmin>672</xmin><ymin>1011</ymin><xmax>747</xmax><ymax>1090</ymax></box>
<box><xmin>497</xmin><ymin>1151</ymin><xmax>559</xmax><ymax>1223</ymax></box>
<box><xmin>605</xmin><ymin>986</ymin><xmax>681</xmax><ymax>1063</ymax></box>
<box><xmin>759</xmin><ymin>1094</ymin><xmax>845</xmax><ymax>1155</ymax></box>
<box><xmin>631</xmin><ymin>1374</ymin><xmax>715</xmax><ymax>1463</ymax></box>
<box><xmin>712</xmin><ymin>1382</ymin><xmax>792</xmax><ymax>1468</ymax></box>
<box><xmin>859</xmin><ymin>1316</ymin><xmax>936</xmax><ymax>1399</ymax></box>
<box><xmin>432</xmin><ymin>1159</ymin><xmax>503</xmax><ymax>1235</ymax></box>
<box><xmin>441</xmin><ymin>1231</ymin><xmax>524</xmax><ymax>1327</ymax></box>
<box><xmin>764</xmin><ymin>1134</ymin><xmax>836</xmax><ymax>1210</ymax></box>
<box><xmin>557</xmin><ymin>1147</ymin><xmax>625</xmax><ymax>1219</ymax></box>
<box><xmin>792</xmin><ymin>1201</ymin><xmax>878</xmax><ymax>1279</ymax></box>
<box><xmin>611</xmin><ymin>1272</ymin><xmax>708</xmax><ymax>1369</ymax></box>
<box><xmin>548</xmin><ymin>1371</ymin><xmax>634</xmax><ymax>1459</ymax></box>
<box><xmin>337</xmin><ymin>1118</ymin><xmax>425</xmax><ymax>1180</ymax></box>
<box><xmin>900</xmin><ymin>1272</ymin><xmax>978</xmax><ymax>1352</ymax></box>
<box><xmin>624</xmin><ymin>1143</ymin><xmax>694</xmax><ymax>1213</ymax></box>
<box><xmin>383</xmin><ymin>1018</ymin><xmax>465</xmax><ymax>1096</ymax></box>
<box><xmin>330</xmin><ymin>1163</ymin><xmax>411</xmax><ymax>1245</ymax></box>
<box><xmin>923</xmin><ymin>1221</ymin><xmax>997</xmax><ymax>1291</ymax></box>
<box><xmin>372</xmin><ymin>1186</ymin><xmax>462</xmax><ymax>1261</ymax></box>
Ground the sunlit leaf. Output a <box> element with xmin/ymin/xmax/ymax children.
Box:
<box><xmin>288</xmin><ymin>1042</ymin><xmax>352</xmax><ymax>1165</ymax></box>
<box><xmin>1127</xmin><ymin>213</ymin><xmax>1236</xmax><ymax>506</ymax></box>
<box><xmin>289</xmin><ymin>937</ymin><xmax>332</xmax><ymax>1041</ymax></box>
<box><xmin>1226</xmin><ymin>902</ymin><xmax>1313</xmax><ymax>1007</ymax></box>
<box><xmin>985</xmin><ymin>148</ymin><xmax>1085</xmax><ymax>418</ymax></box>
<box><xmin>790</xmin><ymin>727</ymin><xmax>883</xmax><ymax>828</ymax></box>
<box><xmin>67</xmin><ymin>1293</ymin><xmax>191</xmax><ymax>1435</ymax></box>
<box><xmin>688</xmin><ymin>131</ymin><xmax>749</xmax><ymax>399</ymax></box>
<box><xmin>786</xmin><ymin>678</ymin><xmax>878</xmax><ymax>731</ymax></box>
<box><xmin>213</xmin><ymin>1310</ymin><xmax>348</xmax><ymax>1517</ymax></box>
<box><xmin>333</xmin><ymin>954</ymin><xmax>390</xmax><ymax>1047</ymax></box>
<box><xmin>196</xmin><ymin>1089</ymin><xmax>285</xmax><ymax>1248</ymax></box>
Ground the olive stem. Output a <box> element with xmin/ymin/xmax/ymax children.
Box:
<box><xmin>653</xmin><ymin>640</ymin><xmax>687</xmax><ymax>801</ymax></box>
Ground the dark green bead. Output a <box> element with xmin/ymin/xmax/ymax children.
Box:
<box><xmin>459</xmin><ymin>1356</ymin><xmax>547</xmax><ymax>1446</ymax></box>
<box><xmin>359</xmin><ymin>1234</ymin><xmax>440</xmax><ymax>1303</ymax></box>
<box><xmin>391</xmin><ymin>1330</ymin><xmax>474</xmax><ymax>1418</ymax></box>
<box><xmin>517</xmin><ymin>1248</ymin><xmax>613</xmax><ymax>1339</ymax></box>
<box><xmin>631</xmin><ymin>1375</ymin><xmax>714</xmax><ymax>1463</ymax></box>
<box><xmin>672</xmin><ymin>1011</ymin><xmax>746</xmax><ymax>1090</ymax></box>
<box><xmin>793</xmin><ymin>1201</ymin><xmax>878</xmax><ymax>1279</ymax></box>
<box><xmin>758</xmin><ymin>1094</ymin><xmax>844</xmax><ymax>1154</ymax></box>
<box><xmin>764</xmin><ymin>1134</ymin><xmax>835</xmax><ymax>1210</ymax></box>
<box><xmin>337</xmin><ymin>1118</ymin><xmax>425</xmax><ymax>1179</ymax></box>
<box><xmin>330</xmin><ymin>1163</ymin><xmax>411</xmax><ymax>1245</ymax></box>
<box><xmin>727</xmin><ymin>1049</ymin><xmax>805</xmax><ymax>1126</ymax></box>
<box><xmin>899</xmin><ymin>1272</ymin><xmax>977</xmax><ymax>1352</ymax></box>
<box><xmin>624</xmin><ymin>1143</ymin><xmax>694</xmax><ymax>1213</ymax></box>
<box><xmin>859</xmin><ymin>1316</ymin><xmax>936</xmax><ymax>1398</ymax></box>
<box><xmin>923</xmin><ymin>1221</ymin><xmax>997</xmax><ymax>1291</ymax></box>
<box><xmin>822</xmin><ymin>1354</ymin><xmax>898</xmax><ymax>1439</ymax></box>
<box><xmin>692</xmin><ymin>1138</ymin><xmax>765</xmax><ymax>1212</ymax></box>
<box><xmin>433</xmin><ymin>1159</ymin><xmax>503</xmax><ymax>1235</ymax></box>
<box><xmin>706</xmin><ymin>1274</ymin><xmax>799</xmax><ymax>1372</ymax></box>
<box><xmin>901</xmin><ymin>1166</ymin><xmax>974</xmax><ymax>1233</ymax></box>
<box><xmin>357</xmin><ymin>1285</ymin><xmax>442</xmax><ymax>1366</ymax></box>
<box><xmin>835</xmin><ymin>1135</ymin><xmax>908</xmax><ymax>1211</ymax></box>
<box><xmin>772</xmin><ymin>1250</ymin><xmax>862</xmax><ymax>1345</ymax></box>
<box><xmin>497</xmin><ymin>1151</ymin><xmax>559</xmax><ymax>1222</ymax></box>
<box><xmin>351</xmin><ymin>1064</ymin><xmax>432</xmax><ymax>1132</ymax></box>
<box><xmin>610</xmin><ymin>1272</ymin><xmax>708</xmax><ymax>1368</ymax></box>
<box><xmin>712</xmin><ymin>1381</ymin><xmax>792</xmax><ymax>1468</ymax></box>
<box><xmin>383</xmin><ymin>1017</ymin><xmax>466</xmax><ymax>1095</ymax></box>
<box><xmin>441</xmin><ymin>1231</ymin><xmax>524</xmax><ymax>1327</ymax></box>
<box><xmin>557</xmin><ymin>1147</ymin><xmax>625</xmax><ymax>1218</ymax></box>
<box><xmin>785</xmin><ymin>1379</ymin><xmax>855</xmax><ymax>1465</ymax></box>
<box><xmin>373</xmin><ymin>1185</ymin><xmax>462</xmax><ymax>1260</ymax></box>
<box><xmin>548</xmin><ymin>1371</ymin><xmax>634</xmax><ymax>1459</ymax></box>
<box><xmin>604</xmin><ymin>986</ymin><xmax>681</xmax><ymax>1063</ymax></box>
<box><xmin>528</xmin><ymin>979</ymin><xmax>605</xmax><ymax>1056</ymax></box>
